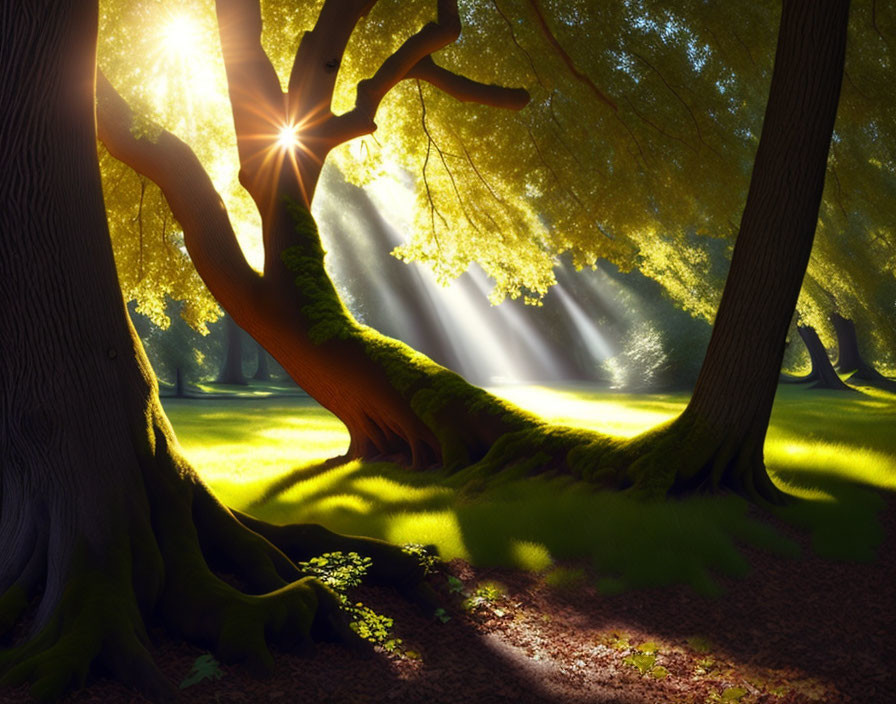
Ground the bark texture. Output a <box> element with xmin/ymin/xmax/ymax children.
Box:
<box><xmin>0</xmin><ymin>5</ymin><xmax>429</xmax><ymax>700</ymax></box>
<box><xmin>796</xmin><ymin>325</ymin><xmax>853</xmax><ymax>390</ymax></box>
<box><xmin>569</xmin><ymin>0</ymin><xmax>851</xmax><ymax>502</ymax></box>
<box><xmin>832</xmin><ymin>312</ymin><xmax>896</xmax><ymax>390</ymax></box>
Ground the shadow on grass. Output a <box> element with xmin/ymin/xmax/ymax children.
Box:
<box><xmin>246</xmin><ymin>458</ymin><xmax>819</xmax><ymax>597</ymax></box>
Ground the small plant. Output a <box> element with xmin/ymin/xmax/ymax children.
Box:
<box><xmin>180</xmin><ymin>654</ymin><xmax>223</xmax><ymax>689</ymax></box>
<box><xmin>295</xmin><ymin>551</ymin><xmax>372</xmax><ymax>591</ymax></box>
<box><xmin>349</xmin><ymin>603</ymin><xmax>394</xmax><ymax>643</ymax></box>
<box><xmin>401</xmin><ymin>543</ymin><xmax>441</xmax><ymax>575</ymax></box>
<box><xmin>707</xmin><ymin>686</ymin><xmax>749</xmax><ymax>702</ymax></box>
<box><xmin>296</xmin><ymin>551</ymin><xmax>416</xmax><ymax>658</ymax></box>
<box><xmin>623</xmin><ymin>652</ymin><xmax>656</xmax><ymax>675</ymax></box>
<box><xmin>446</xmin><ymin>575</ymin><xmax>465</xmax><ymax>594</ymax></box>
<box><xmin>462</xmin><ymin>581</ymin><xmax>506</xmax><ymax>612</ymax></box>
<box><xmin>433</xmin><ymin>607</ymin><xmax>451</xmax><ymax>623</ymax></box>
<box><xmin>621</xmin><ymin>641</ymin><xmax>669</xmax><ymax>679</ymax></box>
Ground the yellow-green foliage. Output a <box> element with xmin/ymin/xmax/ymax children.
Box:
<box><xmin>98</xmin><ymin>1</ymin><xmax>895</xmax><ymax>361</ymax></box>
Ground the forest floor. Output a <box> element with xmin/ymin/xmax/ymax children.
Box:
<box><xmin>3</xmin><ymin>385</ymin><xmax>894</xmax><ymax>703</ymax></box>
<box><xmin>2</xmin><ymin>496</ymin><xmax>892</xmax><ymax>704</ymax></box>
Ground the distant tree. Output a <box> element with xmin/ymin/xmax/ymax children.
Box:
<box><xmin>792</xmin><ymin>324</ymin><xmax>854</xmax><ymax>391</ymax></box>
<box><xmin>253</xmin><ymin>340</ymin><xmax>272</xmax><ymax>380</ymax></box>
<box><xmin>216</xmin><ymin>314</ymin><xmax>249</xmax><ymax>386</ymax></box>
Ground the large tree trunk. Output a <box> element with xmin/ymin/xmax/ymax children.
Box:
<box><xmin>796</xmin><ymin>324</ymin><xmax>854</xmax><ymax>390</ymax></box>
<box><xmin>217</xmin><ymin>315</ymin><xmax>248</xmax><ymax>385</ymax></box>
<box><xmin>587</xmin><ymin>0</ymin><xmax>850</xmax><ymax>503</ymax></box>
<box><xmin>0</xmin><ymin>5</ymin><xmax>430</xmax><ymax>700</ymax></box>
<box><xmin>95</xmin><ymin>0</ymin><xmax>534</xmax><ymax>470</ymax></box>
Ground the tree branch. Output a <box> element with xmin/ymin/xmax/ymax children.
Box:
<box><xmin>327</xmin><ymin>0</ymin><xmax>529</xmax><ymax>145</ymax></box>
<box><xmin>214</xmin><ymin>0</ymin><xmax>286</xmax><ymax>187</ymax></box>
<box><xmin>288</xmin><ymin>0</ymin><xmax>380</xmax><ymax>117</ymax></box>
<box><xmin>95</xmin><ymin>71</ymin><xmax>263</xmax><ymax>320</ymax></box>
<box><xmin>407</xmin><ymin>56</ymin><xmax>529</xmax><ymax>109</ymax></box>
<box><xmin>524</xmin><ymin>0</ymin><xmax>617</xmax><ymax>111</ymax></box>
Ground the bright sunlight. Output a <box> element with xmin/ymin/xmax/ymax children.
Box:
<box><xmin>277</xmin><ymin>124</ymin><xmax>302</xmax><ymax>151</ymax></box>
<box><xmin>160</xmin><ymin>14</ymin><xmax>199</xmax><ymax>58</ymax></box>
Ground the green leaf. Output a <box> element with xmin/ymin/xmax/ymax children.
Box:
<box><xmin>636</xmin><ymin>641</ymin><xmax>658</xmax><ymax>654</ymax></box>
<box><xmin>721</xmin><ymin>687</ymin><xmax>748</xmax><ymax>701</ymax></box>
<box><xmin>650</xmin><ymin>666</ymin><xmax>669</xmax><ymax>679</ymax></box>
<box><xmin>622</xmin><ymin>653</ymin><xmax>656</xmax><ymax>675</ymax></box>
<box><xmin>434</xmin><ymin>608</ymin><xmax>451</xmax><ymax>623</ymax></box>
<box><xmin>446</xmin><ymin>576</ymin><xmax>465</xmax><ymax>594</ymax></box>
<box><xmin>179</xmin><ymin>654</ymin><xmax>223</xmax><ymax>689</ymax></box>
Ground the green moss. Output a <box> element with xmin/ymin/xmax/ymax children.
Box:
<box><xmin>280</xmin><ymin>200</ymin><xmax>547</xmax><ymax>464</ymax></box>
<box><xmin>281</xmin><ymin>199</ymin><xmax>356</xmax><ymax>345</ymax></box>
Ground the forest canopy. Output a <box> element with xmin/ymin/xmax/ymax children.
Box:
<box><xmin>97</xmin><ymin>0</ymin><xmax>894</xmax><ymax>371</ymax></box>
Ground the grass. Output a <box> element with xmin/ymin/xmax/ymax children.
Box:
<box><xmin>163</xmin><ymin>382</ymin><xmax>896</xmax><ymax>595</ymax></box>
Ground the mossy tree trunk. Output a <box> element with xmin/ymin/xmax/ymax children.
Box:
<box><xmin>0</xmin><ymin>5</ymin><xmax>430</xmax><ymax>700</ymax></box>
<box><xmin>98</xmin><ymin>0</ymin><xmax>532</xmax><ymax>469</ymax></box>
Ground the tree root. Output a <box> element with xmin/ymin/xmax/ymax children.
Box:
<box><xmin>443</xmin><ymin>412</ymin><xmax>792</xmax><ymax>507</ymax></box>
<box><xmin>0</xmin><ymin>453</ymin><xmax>436</xmax><ymax>702</ymax></box>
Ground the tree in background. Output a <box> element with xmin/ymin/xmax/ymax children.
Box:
<box><xmin>215</xmin><ymin>313</ymin><xmax>249</xmax><ymax>386</ymax></box>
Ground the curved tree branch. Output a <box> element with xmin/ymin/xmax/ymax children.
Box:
<box><xmin>328</xmin><ymin>0</ymin><xmax>462</xmax><ymax>143</ymax></box>
<box><xmin>406</xmin><ymin>56</ymin><xmax>530</xmax><ymax>109</ymax></box>
<box><xmin>289</xmin><ymin>0</ymin><xmax>380</xmax><ymax>116</ymax></box>
<box><xmin>524</xmin><ymin>0</ymin><xmax>617</xmax><ymax>111</ymax></box>
<box><xmin>214</xmin><ymin>0</ymin><xmax>286</xmax><ymax>192</ymax></box>
<box><xmin>95</xmin><ymin>71</ymin><xmax>263</xmax><ymax>321</ymax></box>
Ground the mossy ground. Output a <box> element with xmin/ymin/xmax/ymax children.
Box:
<box><xmin>164</xmin><ymin>382</ymin><xmax>896</xmax><ymax>595</ymax></box>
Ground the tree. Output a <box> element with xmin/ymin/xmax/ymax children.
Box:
<box><xmin>786</xmin><ymin>324</ymin><xmax>855</xmax><ymax>391</ymax></box>
<box><xmin>832</xmin><ymin>312</ymin><xmax>896</xmax><ymax>390</ymax></box>
<box><xmin>0</xmin><ymin>4</ymin><xmax>429</xmax><ymax>700</ymax></box>
<box><xmin>95</xmin><ymin>0</ymin><xmax>851</xmax><ymax>501</ymax></box>
<box><xmin>253</xmin><ymin>340</ymin><xmax>272</xmax><ymax>381</ymax></box>
<box><xmin>216</xmin><ymin>313</ymin><xmax>249</xmax><ymax>386</ymax></box>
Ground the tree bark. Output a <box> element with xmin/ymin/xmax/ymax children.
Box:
<box><xmin>97</xmin><ymin>1</ymin><xmax>534</xmax><ymax>469</ymax></box>
<box><xmin>831</xmin><ymin>312</ymin><xmax>895</xmax><ymax>384</ymax></box>
<box><xmin>217</xmin><ymin>314</ymin><xmax>248</xmax><ymax>385</ymax></box>
<box><xmin>0</xmin><ymin>5</ymin><xmax>429</xmax><ymax>699</ymax></box>
<box><xmin>796</xmin><ymin>325</ymin><xmax>854</xmax><ymax>390</ymax></box>
<box><xmin>590</xmin><ymin>0</ymin><xmax>851</xmax><ymax>502</ymax></box>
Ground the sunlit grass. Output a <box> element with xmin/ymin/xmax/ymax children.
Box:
<box><xmin>163</xmin><ymin>383</ymin><xmax>895</xmax><ymax>594</ymax></box>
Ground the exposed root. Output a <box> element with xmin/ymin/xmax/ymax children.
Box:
<box><xmin>439</xmin><ymin>411</ymin><xmax>792</xmax><ymax>507</ymax></box>
<box><xmin>0</xmin><ymin>444</ymin><xmax>437</xmax><ymax>702</ymax></box>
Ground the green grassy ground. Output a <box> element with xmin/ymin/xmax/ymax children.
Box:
<box><xmin>163</xmin><ymin>383</ymin><xmax>896</xmax><ymax>595</ymax></box>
